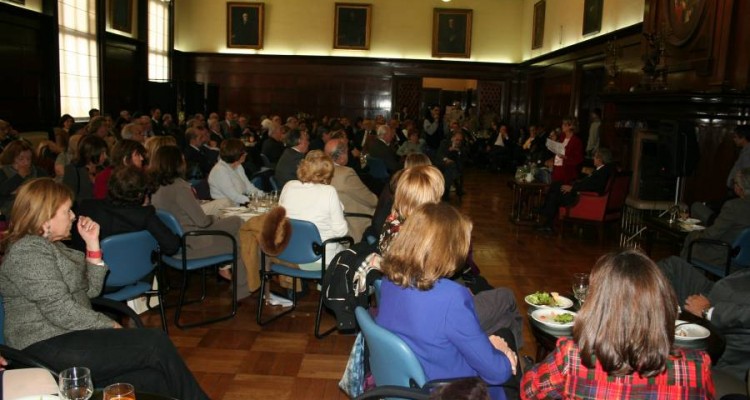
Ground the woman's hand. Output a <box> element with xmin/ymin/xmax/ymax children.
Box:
<box><xmin>489</xmin><ymin>335</ymin><xmax>518</xmax><ymax>375</ymax></box>
<box><xmin>77</xmin><ymin>216</ymin><xmax>101</xmax><ymax>250</ymax></box>
<box><xmin>0</xmin><ymin>355</ymin><xmax>7</xmax><ymax>371</ymax></box>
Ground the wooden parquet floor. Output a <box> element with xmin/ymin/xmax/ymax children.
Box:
<box><xmin>137</xmin><ymin>168</ymin><xmax>667</xmax><ymax>399</ymax></box>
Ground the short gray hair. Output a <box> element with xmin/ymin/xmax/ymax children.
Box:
<box><xmin>327</xmin><ymin>139</ymin><xmax>348</xmax><ymax>162</ymax></box>
<box><xmin>376</xmin><ymin>124</ymin><xmax>389</xmax><ymax>138</ymax></box>
<box><xmin>120</xmin><ymin>123</ymin><xmax>141</xmax><ymax>140</ymax></box>
<box><xmin>285</xmin><ymin>129</ymin><xmax>303</xmax><ymax>147</ymax></box>
<box><xmin>594</xmin><ymin>148</ymin><xmax>613</xmax><ymax>164</ymax></box>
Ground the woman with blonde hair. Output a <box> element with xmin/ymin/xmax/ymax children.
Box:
<box><xmin>0</xmin><ymin>178</ymin><xmax>209</xmax><ymax>399</ymax></box>
<box><xmin>378</xmin><ymin>164</ymin><xmax>444</xmax><ymax>253</ymax></box>
<box><xmin>279</xmin><ymin>149</ymin><xmax>348</xmax><ymax>266</ymax></box>
<box><xmin>377</xmin><ymin>203</ymin><xmax>516</xmax><ymax>400</ymax></box>
<box><xmin>370</xmin><ymin>153</ymin><xmax>433</xmax><ymax>238</ymax></box>
<box><xmin>522</xmin><ymin>250</ymin><xmax>714</xmax><ymax>399</ymax></box>
<box><xmin>144</xmin><ymin>135</ymin><xmax>177</xmax><ymax>163</ymax></box>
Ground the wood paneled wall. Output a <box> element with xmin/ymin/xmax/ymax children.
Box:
<box><xmin>0</xmin><ymin>3</ymin><xmax>57</xmax><ymax>131</ymax></box>
<box><xmin>181</xmin><ymin>53</ymin><xmax>517</xmax><ymax>122</ymax></box>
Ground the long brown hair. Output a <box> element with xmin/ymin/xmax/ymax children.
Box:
<box><xmin>5</xmin><ymin>178</ymin><xmax>73</xmax><ymax>244</ymax></box>
<box><xmin>573</xmin><ymin>250</ymin><xmax>678</xmax><ymax>377</ymax></box>
<box><xmin>383</xmin><ymin>203</ymin><xmax>471</xmax><ymax>290</ymax></box>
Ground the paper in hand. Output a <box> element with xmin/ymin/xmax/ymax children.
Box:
<box><xmin>546</xmin><ymin>139</ymin><xmax>565</xmax><ymax>156</ymax></box>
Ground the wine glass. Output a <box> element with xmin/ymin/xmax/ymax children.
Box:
<box><xmin>103</xmin><ymin>383</ymin><xmax>136</xmax><ymax>400</ymax></box>
<box><xmin>58</xmin><ymin>367</ymin><xmax>94</xmax><ymax>400</ymax></box>
<box><xmin>678</xmin><ymin>203</ymin><xmax>690</xmax><ymax>221</ymax></box>
<box><xmin>572</xmin><ymin>273</ymin><xmax>589</xmax><ymax>306</ymax></box>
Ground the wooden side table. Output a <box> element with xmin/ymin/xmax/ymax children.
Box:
<box><xmin>508</xmin><ymin>180</ymin><xmax>549</xmax><ymax>225</ymax></box>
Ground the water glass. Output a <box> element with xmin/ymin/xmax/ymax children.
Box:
<box><xmin>678</xmin><ymin>203</ymin><xmax>689</xmax><ymax>221</ymax></box>
<box><xmin>103</xmin><ymin>383</ymin><xmax>136</xmax><ymax>400</ymax></box>
<box><xmin>58</xmin><ymin>367</ymin><xmax>94</xmax><ymax>400</ymax></box>
<box><xmin>572</xmin><ymin>272</ymin><xmax>589</xmax><ymax>306</ymax></box>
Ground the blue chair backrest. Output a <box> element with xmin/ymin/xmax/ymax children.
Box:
<box><xmin>101</xmin><ymin>231</ymin><xmax>159</xmax><ymax>287</ymax></box>
<box><xmin>275</xmin><ymin>219</ymin><xmax>323</xmax><ymax>265</ymax></box>
<box><xmin>367</xmin><ymin>157</ymin><xmax>390</xmax><ymax>180</ymax></box>
<box><xmin>0</xmin><ymin>294</ymin><xmax>4</xmax><ymax>345</ymax></box>
<box><xmin>732</xmin><ymin>228</ymin><xmax>750</xmax><ymax>268</ymax></box>
<box><xmin>156</xmin><ymin>209</ymin><xmax>186</xmax><ymax>237</ymax></box>
<box><xmin>354</xmin><ymin>307</ymin><xmax>427</xmax><ymax>388</ymax></box>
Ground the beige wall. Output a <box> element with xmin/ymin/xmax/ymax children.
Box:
<box><xmin>175</xmin><ymin>0</ymin><xmax>524</xmax><ymax>63</ymax></box>
<box><xmin>521</xmin><ymin>0</ymin><xmax>644</xmax><ymax>61</ymax></box>
<box><xmin>2</xmin><ymin>0</ymin><xmax>42</xmax><ymax>12</ymax></box>
<box><xmin>176</xmin><ymin>0</ymin><xmax>643</xmax><ymax>63</ymax></box>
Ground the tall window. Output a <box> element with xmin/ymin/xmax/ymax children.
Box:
<box><xmin>58</xmin><ymin>0</ymin><xmax>99</xmax><ymax>119</ymax></box>
<box><xmin>148</xmin><ymin>0</ymin><xmax>170</xmax><ymax>81</ymax></box>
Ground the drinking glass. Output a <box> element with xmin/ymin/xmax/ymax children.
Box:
<box><xmin>572</xmin><ymin>273</ymin><xmax>589</xmax><ymax>306</ymax></box>
<box><xmin>103</xmin><ymin>383</ymin><xmax>136</xmax><ymax>400</ymax></box>
<box><xmin>58</xmin><ymin>367</ymin><xmax>94</xmax><ymax>400</ymax></box>
<box><xmin>678</xmin><ymin>203</ymin><xmax>690</xmax><ymax>221</ymax></box>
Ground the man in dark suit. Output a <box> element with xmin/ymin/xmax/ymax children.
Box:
<box><xmin>261</xmin><ymin>125</ymin><xmax>287</xmax><ymax>167</ymax></box>
<box><xmin>365</xmin><ymin>124</ymin><xmax>400</xmax><ymax>174</ymax></box>
<box><xmin>274</xmin><ymin>129</ymin><xmax>309</xmax><ymax>189</ymax></box>
<box><xmin>183</xmin><ymin>126</ymin><xmax>217</xmax><ymax>181</ymax></box>
<box><xmin>537</xmin><ymin>148</ymin><xmax>615</xmax><ymax>232</ymax></box>
<box><xmin>436</xmin><ymin>131</ymin><xmax>469</xmax><ymax>199</ymax></box>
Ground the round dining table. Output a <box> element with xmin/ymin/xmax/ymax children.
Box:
<box><xmin>528</xmin><ymin>301</ymin><xmax>726</xmax><ymax>365</ymax></box>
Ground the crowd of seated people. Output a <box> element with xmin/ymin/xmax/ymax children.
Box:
<box><xmin>3</xmin><ymin>105</ymin><xmax>749</xmax><ymax>400</ymax></box>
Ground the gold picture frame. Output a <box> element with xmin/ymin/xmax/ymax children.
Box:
<box><xmin>227</xmin><ymin>2</ymin><xmax>264</xmax><ymax>49</ymax></box>
<box><xmin>110</xmin><ymin>0</ymin><xmax>133</xmax><ymax>34</ymax></box>
<box><xmin>532</xmin><ymin>0</ymin><xmax>545</xmax><ymax>50</ymax></box>
<box><xmin>334</xmin><ymin>3</ymin><xmax>372</xmax><ymax>50</ymax></box>
<box><xmin>432</xmin><ymin>8</ymin><xmax>472</xmax><ymax>58</ymax></box>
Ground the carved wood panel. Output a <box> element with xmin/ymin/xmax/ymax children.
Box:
<box><xmin>477</xmin><ymin>81</ymin><xmax>504</xmax><ymax>123</ymax></box>
<box><xmin>392</xmin><ymin>77</ymin><xmax>421</xmax><ymax>122</ymax></box>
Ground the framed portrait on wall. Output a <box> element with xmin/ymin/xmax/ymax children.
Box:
<box><xmin>432</xmin><ymin>8</ymin><xmax>472</xmax><ymax>58</ymax></box>
<box><xmin>110</xmin><ymin>0</ymin><xmax>133</xmax><ymax>34</ymax></box>
<box><xmin>582</xmin><ymin>0</ymin><xmax>603</xmax><ymax>36</ymax></box>
<box><xmin>664</xmin><ymin>0</ymin><xmax>706</xmax><ymax>46</ymax></box>
<box><xmin>334</xmin><ymin>3</ymin><xmax>372</xmax><ymax>50</ymax></box>
<box><xmin>227</xmin><ymin>2</ymin><xmax>264</xmax><ymax>49</ymax></box>
<box><xmin>532</xmin><ymin>0</ymin><xmax>545</xmax><ymax>50</ymax></box>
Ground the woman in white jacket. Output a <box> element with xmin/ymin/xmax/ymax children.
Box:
<box><xmin>279</xmin><ymin>150</ymin><xmax>349</xmax><ymax>268</ymax></box>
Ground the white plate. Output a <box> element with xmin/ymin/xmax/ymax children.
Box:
<box><xmin>675</xmin><ymin>320</ymin><xmax>710</xmax><ymax>341</ymax></box>
<box><xmin>680</xmin><ymin>224</ymin><xmax>706</xmax><ymax>232</ymax></box>
<box><xmin>222</xmin><ymin>207</ymin><xmax>247</xmax><ymax>212</ymax></box>
<box><xmin>531</xmin><ymin>309</ymin><xmax>577</xmax><ymax>329</ymax></box>
<box><xmin>525</xmin><ymin>294</ymin><xmax>574</xmax><ymax>309</ymax></box>
<box><xmin>679</xmin><ymin>218</ymin><xmax>701</xmax><ymax>225</ymax></box>
<box><xmin>14</xmin><ymin>396</ymin><xmax>58</xmax><ymax>400</ymax></box>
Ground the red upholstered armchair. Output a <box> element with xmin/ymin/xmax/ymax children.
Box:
<box><xmin>558</xmin><ymin>172</ymin><xmax>631</xmax><ymax>244</ymax></box>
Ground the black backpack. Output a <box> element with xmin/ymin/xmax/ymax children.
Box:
<box><xmin>322</xmin><ymin>241</ymin><xmax>383</xmax><ymax>332</ymax></box>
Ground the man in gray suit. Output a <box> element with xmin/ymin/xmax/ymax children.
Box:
<box><xmin>658</xmin><ymin>167</ymin><xmax>750</xmax><ymax>380</ymax></box>
<box><xmin>681</xmin><ymin>168</ymin><xmax>750</xmax><ymax>265</ymax></box>
<box><xmin>325</xmin><ymin>139</ymin><xmax>377</xmax><ymax>242</ymax></box>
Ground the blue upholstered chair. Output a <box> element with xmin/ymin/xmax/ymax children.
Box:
<box><xmin>100</xmin><ymin>230</ymin><xmax>167</xmax><ymax>332</ymax></box>
<box><xmin>156</xmin><ymin>209</ymin><xmax>238</xmax><ymax>329</ymax></box>
<box><xmin>687</xmin><ymin>227</ymin><xmax>750</xmax><ymax>278</ymax></box>
<box><xmin>256</xmin><ymin>218</ymin><xmax>353</xmax><ymax>338</ymax></box>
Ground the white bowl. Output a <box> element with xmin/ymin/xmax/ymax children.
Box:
<box><xmin>675</xmin><ymin>320</ymin><xmax>710</xmax><ymax>341</ymax></box>
<box><xmin>531</xmin><ymin>309</ymin><xmax>577</xmax><ymax>329</ymax></box>
<box><xmin>525</xmin><ymin>294</ymin><xmax>574</xmax><ymax>310</ymax></box>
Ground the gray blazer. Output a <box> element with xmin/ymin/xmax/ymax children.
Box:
<box><xmin>0</xmin><ymin>235</ymin><xmax>112</xmax><ymax>349</ymax></box>
<box><xmin>681</xmin><ymin>197</ymin><xmax>750</xmax><ymax>265</ymax></box>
